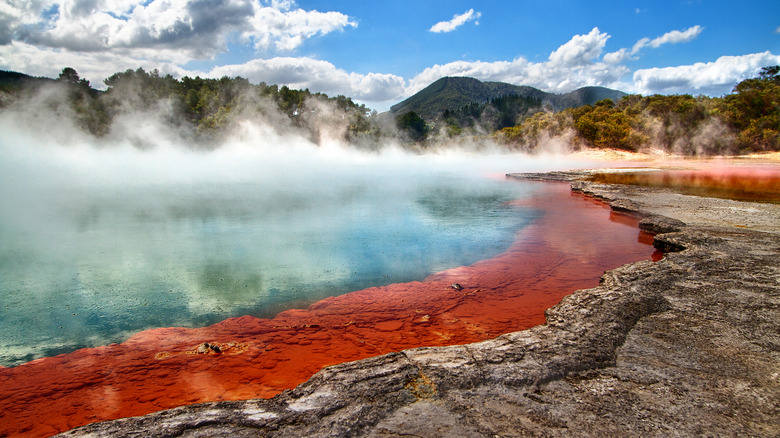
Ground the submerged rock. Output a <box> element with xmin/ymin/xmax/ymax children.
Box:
<box><xmin>58</xmin><ymin>172</ymin><xmax>780</xmax><ymax>437</ymax></box>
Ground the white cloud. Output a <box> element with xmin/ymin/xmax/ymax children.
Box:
<box><xmin>244</xmin><ymin>4</ymin><xmax>357</xmax><ymax>51</ymax></box>
<box><xmin>0</xmin><ymin>41</ymin><xmax>405</xmax><ymax>109</ymax></box>
<box><xmin>603</xmin><ymin>48</ymin><xmax>631</xmax><ymax>65</ymax></box>
<box><xmin>0</xmin><ymin>0</ymin><xmax>361</xmax><ymax>95</ymax></box>
<box><xmin>209</xmin><ymin>57</ymin><xmax>406</xmax><ymax>103</ymax></box>
<box><xmin>6</xmin><ymin>0</ymin><xmax>356</xmax><ymax>58</ymax></box>
<box><xmin>406</xmin><ymin>27</ymin><xmax>777</xmax><ymax>101</ymax></box>
<box><xmin>632</xmin><ymin>51</ymin><xmax>780</xmax><ymax>95</ymax></box>
<box><xmin>647</xmin><ymin>25</ymin><xmax>702</xmax><ymax>48</ymax></box>
<box><xmin>604</xmin><ymin>26</ymin><xmax>702</xmax><ymax>63</ymax></box>
<box><xmin>547</xmin><ymin>27</ymin><xmax>609</xmax><ymax>66</ymax></box>
<box><xmin>0</xmin><ymin>41</ymin><xmax>192</xmax><ymax>87</ymax></box>
<box><xmin>429</xmin><ymin>9</ymin><xmax>481</xmax><ymax>33</ymax></box>
<box><xmin>408</xmin><ymin>28</ymin><xmax>627</xmax><ymax>95</ymax></box>
<box><xmin>1</xmin><ymin>14</ymin><xmax>777</xmax><ymax>114</ymax></box>
<box><xmin>408</xmin><ymin>56</ymin><xmax>629</xmax><ymax>97</ymax></box>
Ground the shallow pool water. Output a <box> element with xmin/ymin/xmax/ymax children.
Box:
<box><xmin>0</xmin><ymin>149</ymin><xmax>544</xmax><ymax>366</ymax></box>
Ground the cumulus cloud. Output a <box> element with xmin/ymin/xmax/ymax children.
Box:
<box><xmin>602</xmin><ymin>48</ymin><xmax>631</xmax><ymax>65</ymax></box>
<box><xmin>244</xmin><ymin>3</ymin><xmax>357</xmax><ymax>51</ymax></box>
<box><xmin>603</xmin><ymin>38</ymin><xmax>650</xmax><ymax>64</ymax></box>
<box><xmin>429</xmin><ymin>9</ymin><xmax>481</xmax><ymax>33</ymax></box>
<box><xmin>27</xmin><ymin>0</ymin><xmax>253</xmax><ymax>57</ymax></box>
<box><xmin>209</xmin><ymin>57</ymin><xmax>406</xmax><ymax>102</ymax></box>
<box><xmin>1</xmin><ymin>9</ymin><xmax>776</xmax><ymax>114</ymax></box>
<box><xmin>633</xmin><ymin>51</ymin><xmax>780</xmax><ymax>95</ymax></box>
<box><xmin>405</xmin><ymin>26</ymin><xmax>773</xmax><ymax>101</ymax></box>
<box><xmin>409</xmin><ymin>28</ymin><xmax>627</xmax><ymax>94</ymax></box>
<box><xmin>0</xmin><ymin>0</ymin><xmax>360</xmax><ymax>94</ymax></box>
<box><xmin>0</xmin><ymin>40</ymin><xmax>199</xmax><ymax>87</ymax></box>
<box><xmin>547</xmin><ymin>27</ymin><xmax>610</xmax><ymax>67</ymax></box>
<box><xmin>408</xmin><ymin>56</ymin><xmax>629</xmax><ymax>96</ymax></box>
<box><xmin>4</xmin><ymin>0</ymin><xmax>356</xmax><ymax>58</ymax></box>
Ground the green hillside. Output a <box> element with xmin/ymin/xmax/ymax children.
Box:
<box><xmin>0</xmin><ymin>70</ymin><xmax>53</xmax><ymax>91</ymax></box>
<box><xmin>390</xmin><ymin>76</ymin><xmax>626</xmax><ymax>119</ymax></box>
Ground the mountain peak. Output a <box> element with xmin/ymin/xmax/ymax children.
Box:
<box><xmin>391</xmin><ymin>77</ymin><xmax>626</xmax><ymax>119</ymax></box>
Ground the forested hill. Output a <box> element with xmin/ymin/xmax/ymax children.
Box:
<box><xmin>0</xmin><ymin>67</ymin><xmax>378</xmax><ymax>145</ymax></box>
<box><xmin>0</xmin><ymin>70</ymin><xmax>53</xmax><ymax>90</ymax></box>
<box><xmin>390</xmin><ymin>76</ymin><xmax>626</xmax><ymax>119</ymax></box>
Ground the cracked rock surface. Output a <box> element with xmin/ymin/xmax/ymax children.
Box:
<box><xmin>58</xmin><ymin>173</ymin><xmax>780</xmax><ymax>437</ymax></box>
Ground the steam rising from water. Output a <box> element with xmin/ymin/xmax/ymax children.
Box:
<box><xmin>0</xmin><ymin>103</ymin><xmax>595</xmax><ymax>366</ymax></box>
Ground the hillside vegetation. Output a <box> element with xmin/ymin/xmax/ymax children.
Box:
<box><xmin>391</xmin><ymin>76</ymin><xmax>626</xmax><ymax>119</ymax></box>
<box><xmin>1</xmin><ymin>67</ymin><xmax>778</xmax><ymax>155</ymax></box>
<box><xmin>495</xmin><ymin>66</ymin><xmax>780</xmax><ymax>155</ymax></box>
<box><xmin>0</xmin><ymin>67</ymin><xmax>379</xmax><ymax>146</ymax></box>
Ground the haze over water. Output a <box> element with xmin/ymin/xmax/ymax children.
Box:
<box><xmin>0</xmin><ymin>115</ymin><xmax>596</xmax><ymax>367</ymax></box>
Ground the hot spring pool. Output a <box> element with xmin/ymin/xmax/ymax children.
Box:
<box><xmin>0</xmin><ymin>142</ymin><xmax>556</xmax><ymax>367</ymax></box>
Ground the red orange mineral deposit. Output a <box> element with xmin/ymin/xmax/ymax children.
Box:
<box><xmin>589</xmin><ymin>166</ymin><xmax>780</xmax><ymax>203</ymax></box>
<box><xmin>0</xmin><ymin>182</ymin><xmax>660</xmax><ymax>437</ymax></box>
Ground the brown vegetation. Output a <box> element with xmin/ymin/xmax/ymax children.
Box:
<box><xmin>496</xmin><ymin>66</ymin><xmax>780</xmax><ymax>155</ymax></box>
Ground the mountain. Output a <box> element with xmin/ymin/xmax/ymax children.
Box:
<box><xmin>390</xmin><ymin>77</ymin><xmax>627</xmax><ymax>119</ymax></box>
<box><xmin>552</xmin><ymin>86</ymin><xmax>628</xmax><ymax>110</ymax></box>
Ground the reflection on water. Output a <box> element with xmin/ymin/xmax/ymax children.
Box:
<box><xmin>0</xmin><ymin>175</ymin><xmax>539</xmax><ymax>366</ymax></box>
<box><xmin>587</xmin><ymin>167</ymin><xmax>780</xmax><ymax>203</ymax></box>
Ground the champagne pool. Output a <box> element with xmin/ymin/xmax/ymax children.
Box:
<box><xmin>0</xmin><ymin>139</ymin><xmax>585</xmax><ymax>367</ymax></box>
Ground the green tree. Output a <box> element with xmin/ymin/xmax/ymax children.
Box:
<box><xmin>572</xmin><ymin>101</ymin><xmax>640</xmax><ymax>151</ymax></box>
<box><xmin>397</xmin><ymin>111</ymin><xmax>428</xmax><ymax>141</ymax></box>
<box><xmin>58</xmin><ymin>67</ymin><xmax>79</xmax><ymax>84</ymax></box>
<box><xmin>57</xmin><ymin>67</ymin><xmax>90</xmax><ymax>89</ymax></box>
<box><xmin>720</xmin><ymin>66</ymin><xmax>780</xmax><ymax>152</ymax></box>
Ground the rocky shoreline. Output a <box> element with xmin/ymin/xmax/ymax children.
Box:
<box><xmin>57</xmin><ymin>171</ymin><xmax>780</xmax><ymax>437</ymax></box>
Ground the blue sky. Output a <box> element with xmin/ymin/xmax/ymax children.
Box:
<box><xmin>1</xmin><ymin>0</ymin><xmax>778</xmax><ymax>110</ymax></box>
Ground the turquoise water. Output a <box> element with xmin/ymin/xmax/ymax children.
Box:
<box><xmin>0</xmin><ymin>143</ymin><xmax>546</xmax><ymax>366</ymax></box>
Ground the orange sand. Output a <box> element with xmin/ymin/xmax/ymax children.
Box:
<box><xmin>0</xmin><ymin>182</ymin><xmax>659</xmax><ymax>437</ymax></box>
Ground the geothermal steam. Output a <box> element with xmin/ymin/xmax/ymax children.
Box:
<box><xmin>0</xmin><ymin>93</ymin><xmax>596</xmax><ymax>366</ymax></box>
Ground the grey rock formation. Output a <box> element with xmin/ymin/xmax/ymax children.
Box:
<box><xmin>58</xmin><ymin>173</ymin><xmax>780</xmax><ymax>437</ymax></box>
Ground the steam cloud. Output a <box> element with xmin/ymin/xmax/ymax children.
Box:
<box><xmin>0</xmin><ymin>84</ymin><xmax>600</xmax><ymax>366</ymax></box>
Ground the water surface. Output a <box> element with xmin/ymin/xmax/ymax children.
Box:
<box><xmin>0</xmin><ymin>142</ymin><xmax>550</xmax><ymax>366</ymax></box>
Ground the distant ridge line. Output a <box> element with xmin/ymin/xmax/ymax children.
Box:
<box><xmin>390</xmin><ymin>76</ymin><xmax>627</xmax><ymax>119</ymax></box>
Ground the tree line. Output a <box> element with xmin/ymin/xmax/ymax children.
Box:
<box><xmin>2</xmin><ymin>66</ymin><xmax>778</xmax><ymax>154</ymax></box>
<box><xmin>494</xmin><ymin>66</ymin><xmax>780</xmax><ymax>155</ymax></box>
<box><xmin>0</xmin><ymin>67</ymin><xmax>379</xmax><ymax>146</ymax></box>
